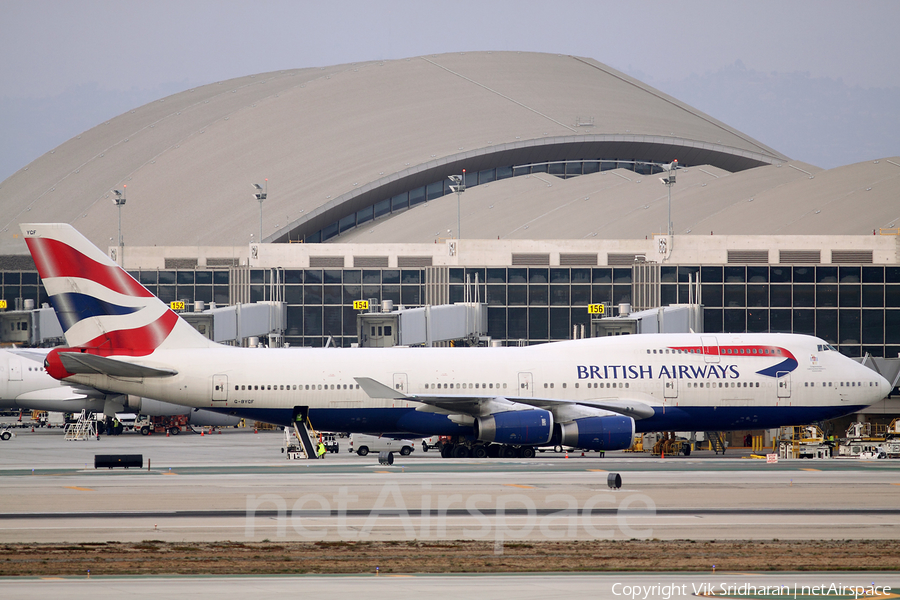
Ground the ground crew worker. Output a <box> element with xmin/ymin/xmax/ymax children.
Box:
<box><xmin>317</xmin><ymin>440</ymin><xmax>327</xmax><ymax>459</ymax></box>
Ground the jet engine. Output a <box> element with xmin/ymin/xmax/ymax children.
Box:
<box><xmin>125</xmin><ymin>397</ymin><xmax>240</xmax><ymax>427</ymax></box>
<box><xmin>559</xmin><ymin>415</ymin><xmax>635</xmax><ymax>451</ymax></box>
<box><xmin>474</xmin><ymin>409</ymin><xmax>553</xmax><ymax>446</ymax></box>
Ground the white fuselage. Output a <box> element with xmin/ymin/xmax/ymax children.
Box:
<box><xmin>59</xmin><ymin>333</ymin><xmax>888</xmax><ymax>435</ymax></box>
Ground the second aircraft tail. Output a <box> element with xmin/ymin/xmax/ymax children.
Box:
<box><xmin>20</xmin><ymin>223</ymin><xmax>212</xmax><ymax>355</ymax></box>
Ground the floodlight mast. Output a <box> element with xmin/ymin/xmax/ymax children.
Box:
<box><xmin>113</xmin><ymin>186</ymin><xmax>126</xmax><ymax>266</ymax></box>
<box><xmin>660</xmin><ymin>160</ymin><xmax>678</xmax><ymax>237</ymax></box>
<box><xmin>252</xmin><ymin>179</ymin><xmax>268</xmax><ymax>242</ymax></box>
<box><xmin>448</xmin><ymin>169</ymin><xmax>466</xmax><ymax>239</ymax></box>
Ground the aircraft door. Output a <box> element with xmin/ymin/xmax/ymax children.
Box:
<box><xmin>776</xmin><ymin>372</ymin><xmax>791</xmax><ymax>398</ymax></box>
<box><xmin>663</xmin><ymin>377</ymin><xmax>678</xmax><ymax>399</ymax></box>
<box><xmin>212</xmin><ymin>374</ymin><xmax>228</xmax><ymax>402</ymax></box>
<box><xmin>701</xmin><ymin>336</ymin><xmax>720</xmax><ymax>364</ymax></box>
<box><xmin>393</xmin><ymin>373</ymin><xmax>408</xmax><ymax>394</ymax></box>
<box><xmin>8</xmin><ymin>359</ymin><xmax>21</xmax><ymax>381</ymax></box>
<box><xmin>518</xmin><ymin>372</ymin><xmax>533</xmax><ymax>397</ymax></box>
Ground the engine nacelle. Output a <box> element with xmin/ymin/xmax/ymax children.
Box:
<box><xmin>187</xmin><ymin>409</ymin><xmax>241</xmax><ymax>427</ymax></box>
<box><xmin>475</xmin><ymin>409</ymin><xmax>553</xmax><ymax>446</ymax></box>
<box><xmin>127</xmin><ymin>397</ymin><xmax>190</xmax><ymax>416</ymax></box>
<box><xmin>559</xmin><ymin>415</ymin><xmax>635</xmax><ymax>451</ymax></box>
<box><xmin>127</xmin><ymin>397</ymin><xmax>240</xmax><ymax>426</ymax></box>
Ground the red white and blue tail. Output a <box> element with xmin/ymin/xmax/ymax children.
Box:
<box><xmin>21</xmin><ymin>223</ymin><xmax>212</xmax><ymax>355</ymax></box>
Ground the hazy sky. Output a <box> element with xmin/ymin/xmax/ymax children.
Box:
<box><xmin>2</xmin><ymin>0</ymin><xmax>898</xmax><ymax>181</ymax></box>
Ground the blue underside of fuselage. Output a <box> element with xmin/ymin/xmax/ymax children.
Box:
<box><xmin>206</xmin><ymin>404</ymin><xmax>869</xmax><ymax>438</ymax></box>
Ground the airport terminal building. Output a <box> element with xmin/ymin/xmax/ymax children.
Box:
<box><xmin>1</xmin><ymin>52</ymin><xmax>899</xmax><ymax>364</ymax></box>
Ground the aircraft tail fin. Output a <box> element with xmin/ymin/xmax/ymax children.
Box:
<box><xmin>20</xmin><ymin>223</ymin><xmax>212</xmax><ymax>355</ymax></box>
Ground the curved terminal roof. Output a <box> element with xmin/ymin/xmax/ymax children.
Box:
<box><xmin>0</xmin><ymin>52</ymin><xmax>790</xmax><ymax>254</ymax></box>
<box><xmin>337</xmin><ymin>157</ymin><xmax>900</xmax><ymax>242</ymax></box>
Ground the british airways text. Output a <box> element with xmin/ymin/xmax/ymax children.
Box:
<box><xmin>576</xmin><ymin>364</ymin><xmax>740</xmax><ymax>380</ymax></box>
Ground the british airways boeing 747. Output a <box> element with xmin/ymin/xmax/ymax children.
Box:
<box><xmin>20</xmin><ymin>223</ymin><xmax>889</xmax><ymax>457</ymax></box>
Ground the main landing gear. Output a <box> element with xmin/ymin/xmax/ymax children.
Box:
<box><xmin>438</xmin><ymin>440</ymin><xmax>536</xmax><ymax>459</ymax></box>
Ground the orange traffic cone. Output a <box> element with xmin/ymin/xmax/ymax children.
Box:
<box><xmin>219</xmin><ymin>429</ymin><xmax>222</xmax><ymax>434</ymax></box>
<box><xmin>166</xmin><ymin>430</ymin><xmax>169</xmax><ymax>437</ymax></box>
<box><xmin>565</xmin><ymin>451</ymin><xmax>569</xmax><ymax>459</ymax></box>
<box><xmin>201</xmin><ymin>430</ymin><xmax>204</xmax><ymax>436</ymax></box>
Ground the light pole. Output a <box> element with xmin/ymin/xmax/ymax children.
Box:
<box><xmin>112</xmin><ymin>186</ymin><xmax>126</xmax><ymax>266</ymax></box>
<box><xmin>660</xmin><ymin>160</ymin><xmax>678</xmax><ymax>236</ymax></box>
<box><xmin>447</xmin><ymin>169</ymin><xmax>466</xmax><ymax>239</ymax></box>
<box><xmin>252</xmin><ymin>179</ymin><xmax>267</xmax><ymax>242</ymax></box>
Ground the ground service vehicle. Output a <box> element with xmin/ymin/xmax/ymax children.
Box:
<box><xmin>349</xmin><ymin>434</ymin><xmax>414</xmax><ymax>456</ymax></box>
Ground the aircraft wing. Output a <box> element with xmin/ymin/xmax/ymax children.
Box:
<box><xmin>57</xmin><ymin>352</ymin><xmax>178</xmax><ymax>378</ymax></box>
<box><xmin>356</xmin><ymin>377</ymin><xmax>521</xmax><ymax>416</ymax></box>
<box><xmin>354</xmin><ymin>376</ymin><xmax>655</xmax><ymax>420</ymax></box>
<box><xmin>505</xmin><ymin>396</ymin><xmax>656</xmax><ymax>420</ymax></box>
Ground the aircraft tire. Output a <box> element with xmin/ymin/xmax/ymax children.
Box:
<box><xmin>518</xmin><ymin>446</ymin><xmax>536</xmax><ymax>459</ymax></box>
<box><xmin>451</xmin><ymin>445</ymin><xmax>470</xmax><ymax>459</ymax></box>
<box><xmin>440</xmin><ymin>444</ymin><xmax>453</xmax><ymax>458</ymax></box>
<box><xmin>472</xmin><ymin>445</ymin><xmax>488</xmax><ymax>459</ymax></box>
<box><xmin>501</xmin><ymin>446</ymin><xmax>517</xmax><ymax>458</ymax></box>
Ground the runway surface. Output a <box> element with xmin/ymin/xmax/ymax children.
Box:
<box><xmin>2</xmin><ymin>572</ymin><xmax>899</xmax><ymax>600</ymax></box>
<box><xmin>2</xmin><ymin>426</ymin><xmax>900</xmax><ymax>543</ymax></box>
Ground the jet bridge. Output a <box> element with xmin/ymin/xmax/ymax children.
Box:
<box><xmin>357</xmin><ymin>301</ymin><xmax>488</xmax><ymax>348</ymax></box>
<box><xmin>180</xmin><ymin>301</ymin><xmax>286</xmax><ymax>347</ymax></box>
<box><xmin>590</xmin><ymin>303</ymin><xmax>703</xmax><ymax>337</ymax></box>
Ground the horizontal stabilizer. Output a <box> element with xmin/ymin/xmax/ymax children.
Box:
<box><xmin>58</xmin><ymin>352</ymin><xmax>177</xmax><ymax>378</ymax></box>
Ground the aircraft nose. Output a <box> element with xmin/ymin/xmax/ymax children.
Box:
<box><xmin>878</xmin><ymin>373</ymin><xmax>892</xmax><ymax>396</ymax></box>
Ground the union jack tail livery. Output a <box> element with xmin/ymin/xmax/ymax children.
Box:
<box><xmin>21</xmin><ymin>223</ymin><xmax>212</xmax><ymax>356</ymax></box>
